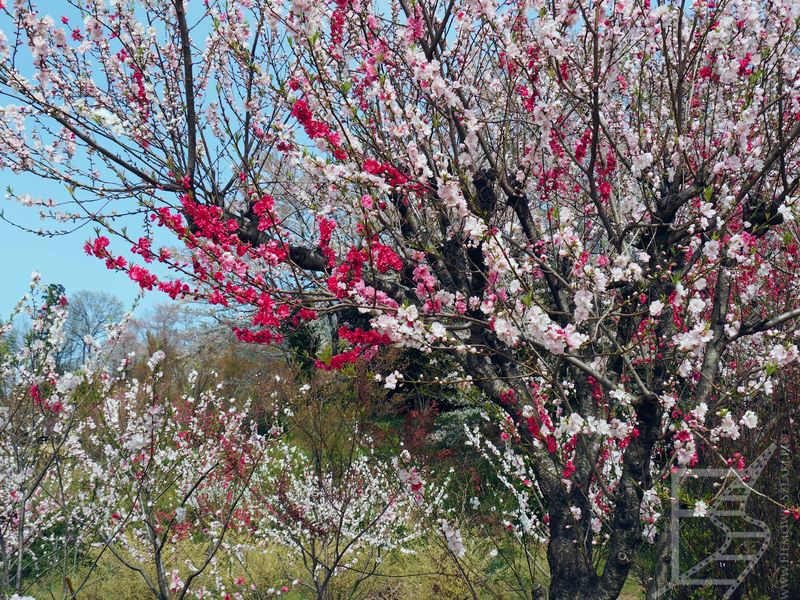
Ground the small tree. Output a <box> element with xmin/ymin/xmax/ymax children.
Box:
<box><xmin>58</xmin><ymin>290</ymin><xmax>124</xmax><ymax>369</ymax></box>
<box><xmin>79</xmin><ymin>360</ymin><xmax>273</xmax><ymax>600</ymax></box>
<box><xmin>0</xmin><ymin>278</ymin><xmax>279</xmax><ymax>599</ymax></box>
<box><xmin>0</xmin><ymin>276</ymin><xmax>112</xmax><ymax>596</ymax></box>
<box><xmin>249</xmin><ymin>422</ymin><xmax>460</xmax><ymax>600</ymax></box>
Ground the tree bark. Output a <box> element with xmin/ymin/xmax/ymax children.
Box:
<box><xmin>546</xmin><ymin>506</ymin><xmax>598</xmax><ymax>600</ymax></box>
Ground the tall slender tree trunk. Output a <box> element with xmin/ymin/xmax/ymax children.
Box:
<box><xmin>15</xmin><ymin>499</ymin><xmax>24</xmax><ymax>594</ymax></box>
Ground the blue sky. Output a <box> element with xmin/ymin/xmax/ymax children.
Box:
<box><xmin>0</xmin><ymin>173</ymin><xmax>161</xmax><ymax>316</ymax></box>
<box><xmin>0</xmin><ymin>2</ymin><xmax>207</xmax><ymax>318</ymax></box>
<box><xmin>0</xmin><ymin>1</ymin><xmax>272</xmax><ymax>319</ymax></box>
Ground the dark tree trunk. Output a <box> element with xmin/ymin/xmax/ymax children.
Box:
<box><xmin>544</xmin><ymin>481</ymin><xmax>600</xmax><ymax>600</ymax></box>
<box><xmin>547</xmin><ymin>531</ymin><xmax>599</xmax><ymax>599</ymax></box>
<box><xmin>543</xmin><ymin>395</ymin><xmax>662</xmax><ymax>600</ymax></box>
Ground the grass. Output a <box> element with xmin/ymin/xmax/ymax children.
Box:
<box><xmin>23</xmin><ymin>531</ymin><xmax>645</xmax><ymax>599</ymax></box>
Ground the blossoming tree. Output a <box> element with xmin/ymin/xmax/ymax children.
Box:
<box><xmin>80</xmin><ymin>361</ymin><xmax>273</xmax><ymax>600</ymax></box>
<box><xmin>0</xmin><ymin>279</ymin><xmax>283</xmax><ymax>599</ymax></box>
<box><xmin>0</xmin><ymin>277</ymin><xmax>88</xmax><ymax>596</ymax></box>
<box><xmin>249</xmin><ymin>436</ymin><xmax>430</xmax><ymax>600</ymax></box>
<box><xmin>2</xmin><ymin>0</ymin><xmax>800</xmax><ymax>597</ymax></box>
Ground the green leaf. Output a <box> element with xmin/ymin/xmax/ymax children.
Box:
<box><xmin>521</xmin><ymin>292</ymin><xmax>534</xmax><ymax>307</ymax></box>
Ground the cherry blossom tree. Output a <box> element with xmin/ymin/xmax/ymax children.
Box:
<box><xmin>0</xmin><ymin>278</ymin><xmax>288</xmax><ymax>599</ymax></box>
<box><xmin>78</xmin><ymin>361</ymin><xmax>273</xmax><ymax>600</ymax></box>
<box><xmin>0</xmin><ymin>276</ymin><xmax>124</xmax><ymax>597</ymax></box>
<box><xmin>2</xmin><ymin>0</ymin><xmax>800</xmax><ymax>597</ymax></box>
<box><xmin>249</xmin><ymin>437</ymin><xmax>426</xmax><ymax>599</ymax></box>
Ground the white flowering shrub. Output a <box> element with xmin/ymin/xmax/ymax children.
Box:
<box><xmin>246</xmin><ymin>434</ymin><xmax>453</xmax><ymax>599</ymax></box>
<box><xmin>77</xmin><ymin>365</ymin><xmax>272</xmax><ymax>599</ymax></box>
